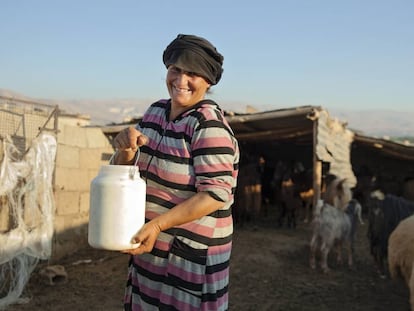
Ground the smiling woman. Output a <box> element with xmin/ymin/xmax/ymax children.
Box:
<box><xmin>165</xmin><ymin>65</ymin><xmax>212</xmax><ymax>120</ymax></box>
<box><xmin>163</xmin><ymin>34</ymin><xmax>224</xmax><ymax>120</ymax></box>
<box><xmin>112</xmin><ymin>34</ymin><xmax>239</xmax><ymax>311</ymax></box>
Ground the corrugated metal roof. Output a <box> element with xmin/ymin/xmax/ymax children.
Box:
<box><xmin>353</xmin><ymin>134</ymin><xmax>414</xmax><ymax>161</ymax></box>
<box><xmin>100</xmin><ymin>104</ymin><xmax>414</xmax><ymax>162</ymax></box>
<box><xmin>225</xmin><ymin>105</ymin><xmax>319</xmax><ymax>143</ymax></box>
<box><xmin>99</xmin><ymin>104</ymin><xmax>414</xmax><ymax>201</ymax></box>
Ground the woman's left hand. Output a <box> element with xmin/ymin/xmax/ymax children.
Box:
<box><xmin>121</xmin><ymin>221</ymin><xmax>162</xmax><ymax>255</ymax></box>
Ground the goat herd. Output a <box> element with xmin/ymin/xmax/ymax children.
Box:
<box><xmin>233</xmin><ymin>159</ymin><xmax>414</xmax><ymax>310</ymax></box>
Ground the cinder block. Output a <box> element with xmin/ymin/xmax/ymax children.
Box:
<box><xmin>53</xmin><ymin>214</ymin><xmax>88</xmax><ymax>235</ymax></box>
<box><xmin>53</xmin><ymin>215</ymin><xmax>66</xmax><ymax>234</ymax></box>
<box><xmin>55</xmin><ymin>191</ymin><xmax>80</xmax><ymax>216</ymax></box>
<box><xmin>59</xmin><ymin>125</ymin><xmax>88</xmax><ymax>148</ymax></box>
<box><xmin>66</xmin><ymin>213</ymin><xmax>89</xmax><ymax>230</ymax></box>
<box><xmin>80</xmin><ymin>191</ymin><xmax>90</xmax><ymax>215</ymax></box>
<box><xmin>79</xmin><ymin>148</ymin><xmax>112</xmax><ymax>170</ymax></box>
<box><xmin>55</xmin><ymin>168</ymin><xmax>91</xmax><ymax>192</ymax></box>
<box><xmin>88</xmin><ymin>168</ymin><xmax>100</xmax><ymax>184</ymax></box>
<box><xmin>56</xmin><ymin>144</ymin><xmax>80</xmax><ymax>169</ymax></box>
<box><xmin>85</xmin><ymin>128</ymin><xmax>113</xmax><ymax>148</ymax></box>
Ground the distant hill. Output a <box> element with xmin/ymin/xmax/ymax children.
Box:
<box><xmin>1</xmin><ymin>88</ymin><xmax>413</xmax><ymax>138</ymax></box>
<box><xmin>0</xmin><ymin>88</ymin><xmax>150</xmax><ymax>125</ymax></box>
<box><xmin>46</xmin><ymin>97</ymin><xmax>151</xmax><ymax>125</ymax></box>
<box><xmin>330</xmin><ymin>109</ymin><xmax>414</xmax><ymax>138</ymax></box>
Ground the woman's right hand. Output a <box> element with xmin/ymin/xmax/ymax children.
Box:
<box><xmin>113</xmin><ymin>127</ymin><xmax>148</xmax><ymax>151</ymax></box>
<box><xmin>112</xmin><ymin>127</ymin><xmax>148</xmax><ymax>164</ymax></box>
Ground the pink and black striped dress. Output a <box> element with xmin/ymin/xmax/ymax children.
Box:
<box><xmin>124</xmin><ymin>99</ymin><xmax>239</xmax><ymax>311</ymax></box>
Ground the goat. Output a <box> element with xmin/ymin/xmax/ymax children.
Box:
<box><xmin>275</xmin><ymin>161</ymin><xmax>313</xmax><ymax>228</ymax></box>
<box><xmin>300</xmin><ymin>188</ymin><xmax>314</xmax><ymax>223</ymax></box>
<box><xmin>388</xmin><ymin>214</ymin><xmax>414</xmax><ymax>310</ymax></box>
<box><xmin>233</xmin><ymin>155</ymin><xmax>262</xmax><ymax>226</ymax></box>
<box><xmin>309</xmin><ymin>198</ymin><xmax>363</xmax><ymax>273</ymax></box>
<box><xmin>277</xmin><ymin>177</ymin><xmax>302</xmax><ymax>228</ymax></box>
<box><xmin>322</xmin><ymin>174</ymin><xmax>352</xmax><ymax>211</ymax></box>
<box><xmin>367</xmin><ymin>190</ymin><xmax>414</xmax><ymax>277</ymax></box>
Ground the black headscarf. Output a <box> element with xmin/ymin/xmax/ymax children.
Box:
<box><xmin>163</xmin><ymin>34</ymin><xmax>224</xmax><ymax>85</ymax></box>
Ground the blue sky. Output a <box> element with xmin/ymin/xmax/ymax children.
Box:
<box><xmin>1</xmin><ymin>0</ymin><xmax>413</xmax><ymax>112</ymax></box>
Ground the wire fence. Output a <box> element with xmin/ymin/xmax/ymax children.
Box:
<box><xmin>0</xmin><ymin>95</ymin><xmax>59</xmax><ymax>156</ymax></box>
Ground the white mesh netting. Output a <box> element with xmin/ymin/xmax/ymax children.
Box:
<box><xmin>0</xmin><ymin>133</ymin><xmax>57</xmax><ymax>309</ymax></box>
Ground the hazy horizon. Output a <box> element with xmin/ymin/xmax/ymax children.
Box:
<box><xmin>2</xmin><ymin>87</ymin><xmax>413</xmax><ymax>138</ymax></box>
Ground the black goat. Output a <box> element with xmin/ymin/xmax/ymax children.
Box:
<box><xmin>367</xmin><ymin>190</ymin><xmax>414</xmax><ymax>277</ymax></box>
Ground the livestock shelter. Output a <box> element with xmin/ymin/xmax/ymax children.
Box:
<box><xmin>351</xmin><ymin>133</ymin><xmax>414</xmax><ymax>205</ymax></box>
<box><xmin>102</xmin><ymin>105</ymin><xmax>414</xmax><ymax>215</ymax></box>
<box><xmin>224</xmin><ymin>106</ymin><xmax>414</xmax><ymax>213</ymax></box>
<box><xmin>103</xmin><ymin>105</ymin><xmax>357</xmax><ymax>210</ymax></box>
<box><xmin>228</xmin><ymin>106</ymin><xmax>356</xmax><ymax>203</ymax></box>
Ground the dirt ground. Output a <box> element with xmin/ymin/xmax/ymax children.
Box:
<box><xmin>8</xmin><ymin>209</ymin><xmax>410</xmax><ymax>311</ymax></box>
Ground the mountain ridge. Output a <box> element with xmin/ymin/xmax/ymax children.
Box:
<box><xmin>1</xmin><ymin>88</ymin><xmax>413</xmax><ymax>137</ymax></box>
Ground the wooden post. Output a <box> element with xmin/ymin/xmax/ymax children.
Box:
<box><xmin>312</xmin><ymin>117</ymin><xmax>322</xmax><ymax>211</ymax></box>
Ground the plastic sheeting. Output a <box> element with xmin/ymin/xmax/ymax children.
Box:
<box><xmin>0</xmin><ymin>133</ymin><xmax>57</xmax><ymax>309</ymax></box>
<box><xmin>315</xmin><ymin>109</ymin><xmax>357</xmax><ymax>188</ymax></box>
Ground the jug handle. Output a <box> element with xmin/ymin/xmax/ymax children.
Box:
<box><xmin>108</xmin><ymin>149</ymin><xmax>140</xmax><ymax>167</ymax></box>
<box><xmin>128</xmin><ymin>149</ymin><xmax>140</xmax><ymax>179</ymax></box>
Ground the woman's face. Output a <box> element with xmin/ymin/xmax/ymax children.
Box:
<box><xmin>166</xmin><ymin>65</ymin><xmax>211</xmax><ymax>109</ymax></box>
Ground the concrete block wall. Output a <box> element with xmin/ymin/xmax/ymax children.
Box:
<box><xmin>53</xmin><ymin>124</ymin><xmax>114</xmax><ymax>259</ymax></box>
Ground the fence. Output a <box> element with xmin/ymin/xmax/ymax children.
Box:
<box><xmin>0</xmin><ymin>95</ymin><xmax>59</xmax><ymax>156</ymax></box>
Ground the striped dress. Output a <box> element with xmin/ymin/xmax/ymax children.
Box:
<box><xmin>124</xmin><ymin>99</ymin><xmax>239</xmax><ymax>311</ymax></box>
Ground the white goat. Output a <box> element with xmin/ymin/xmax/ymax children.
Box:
<box><xmin>322</xmin><ymin>176</ymin><xmax>352</xmax><ymax>211</ymax></box>
<box><xmin>310</xmin><ymin>199</ymin><xmax>364</xmax><ymax>273</ymax></box>
<box><xmin>388</xmin><ymin>214</ymin><xmax>414</xmax><ymax>310</ymax></box>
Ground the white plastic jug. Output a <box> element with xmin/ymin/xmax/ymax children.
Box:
<box><xmin>88</xmin><ymin>157</ymin><xmax>146</xmax><ymax>250</ymax></box>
